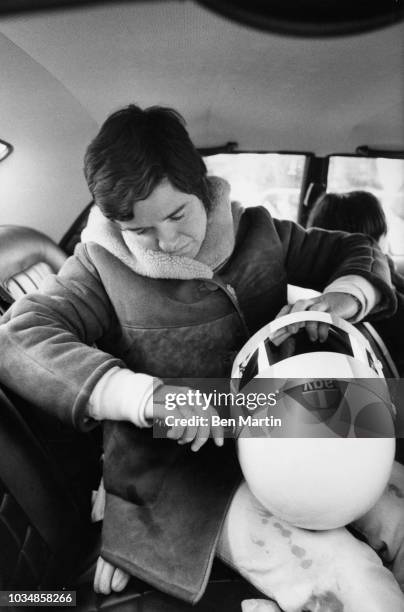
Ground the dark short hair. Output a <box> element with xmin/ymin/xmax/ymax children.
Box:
<box><xmin>307</xmin><ymin>191</ymin><xmax>387</xmax><ymax>241</ymax></box>
<box><xmin>84</xmin><ymin>104</ymin><xmax>210</xmax><ymax>220</ymax></box>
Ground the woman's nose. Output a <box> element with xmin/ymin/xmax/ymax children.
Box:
<box><xmin>157</xmin><ymin>227</ymin><xmax>178</xmax><ymax>253</ymax></box>
<box><xmin>158</xmin><ymin>240</ymin><xmax>177</xmax><ymax>253</ymax></box>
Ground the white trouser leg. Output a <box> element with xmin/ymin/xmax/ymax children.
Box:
<box><xmin>351</xmin><ymin>460</ymin><xmax>404</xmax><ymax>591</ymax></box>
<box><xmin>217</xmin><ymin>480</ymin><xmax>404</xmax><ymax>612</ymax></box>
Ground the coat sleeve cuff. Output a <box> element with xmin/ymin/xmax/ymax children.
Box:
<box><xmin>88</xmin><ymin>367</ymin><xmax>162</xmax><ymax>427</ymax></box>
<box><xmin>324</xmin><ymin>274</ymin><xmax>381</xmax><ymax>322</ymax></box>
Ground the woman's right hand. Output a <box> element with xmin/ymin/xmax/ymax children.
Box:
<box><xmin>144</xmin><ymin>384</ymin><xmax>224</xmax><ymax>452</ymax></box>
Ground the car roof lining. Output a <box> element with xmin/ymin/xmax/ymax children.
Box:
<box><xmin>0</xmin><ymin>2</ymin><xmax>403</xmax><ymax>154</ymax></box>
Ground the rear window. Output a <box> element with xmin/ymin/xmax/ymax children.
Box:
<box><xmin>327</xmin><ymin>156</ymin><xmax>404</xmax><ymax>255</ymax></box>
<box><xmin>204</xmin><ymin>153</ymin><xmax>307</xmax><ymax>221</ymax></box>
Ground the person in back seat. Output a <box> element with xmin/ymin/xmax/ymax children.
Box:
<box><xmin>0</xmin><ymin>105</ymin><xmax>404</xmax><ymax>612</ymax></box>
<box><xmin>307</xmin><ymin>190</ymin><xmax>404</xmax><ymax>377</ymax></box>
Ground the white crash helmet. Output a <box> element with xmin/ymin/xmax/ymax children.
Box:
<box><xmin>231</xmin><ymin>311</ymin><xmax>396</xmax><ymax>530</ymax></box>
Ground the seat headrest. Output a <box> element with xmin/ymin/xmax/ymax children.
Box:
<box><xmin>0</xmin><ymin>226</ymin><xmax>67</xmax><ymax>302</ymax></box>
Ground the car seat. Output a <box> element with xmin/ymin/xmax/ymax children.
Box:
<box><xmin>0</xmin><ymin>225</ymin><xmax>67</xmax><ymax>307</ymax></box>
<box><xmin>0</xmin><ymin>223</ymin><xmax>100</xmax><ymax>509</ymax></box>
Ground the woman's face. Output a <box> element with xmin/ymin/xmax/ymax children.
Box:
<box><xmin>117</xmin><ymin>179</ymin><xmax>208</xmax><ymax>258</ymax></box>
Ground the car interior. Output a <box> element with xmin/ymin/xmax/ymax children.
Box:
<box><xmin>0</xmin><ymin>1</ymin><xmax>404</xmax><ymax>610</ymax></box>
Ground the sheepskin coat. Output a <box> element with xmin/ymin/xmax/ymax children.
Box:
<box><xmin>0</xmin><ymin>192</ymin><xmax>396</xmax><ymax>602</ymax></box>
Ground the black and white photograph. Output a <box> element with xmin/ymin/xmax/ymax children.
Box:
<box><xmin>0</xmin><ymin>1</ymin><xmax>404</xmax><ymax>610</ymax></box>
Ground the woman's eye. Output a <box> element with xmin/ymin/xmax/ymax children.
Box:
<box><xmin>170</xmin><ymin>214</ymin><xmax>184</xmax><ymax>221</ymax></box>
<box><xmin>121</xmin><ymin>227</ymin><xmax>148</xmax><ymax>235</ymax></box>
<box><xmin>128</xmin><ymin>227</ymin><xmax>149</xmax><ymax>235</ymax></box>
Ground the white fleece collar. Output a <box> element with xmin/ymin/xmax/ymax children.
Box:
<box><xmin>81</xmin><ymin>177</ymin><xmax>239</xmax><ymax>280</ymax></box>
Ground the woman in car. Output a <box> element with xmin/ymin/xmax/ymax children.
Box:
<box><xmin>0</xmin><ymin>105</ymin><xmax>403</xmax><ymax>612</ymax></box>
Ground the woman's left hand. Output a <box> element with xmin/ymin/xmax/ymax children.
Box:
<box><xmin>272</xmin><ymin>292</ymin><xmax>361</xmax><ymax>344</ymax></box>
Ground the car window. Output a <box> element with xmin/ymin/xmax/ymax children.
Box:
<box><xmin>327</xmin><ymin>156</ymin><xmax>404</xmax><ymax>255</ymax></box>
<box><xmin>204</xmin><ymin>153</ymin><xmax>307</xmax><ymax>221</ymax></box>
